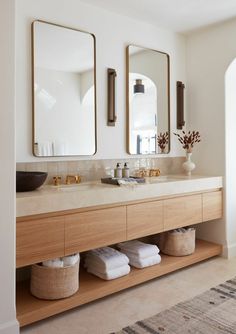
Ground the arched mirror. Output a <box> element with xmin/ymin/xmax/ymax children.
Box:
<box><xmin>127</xmin><ymin>45</ymin><xmax>170</xmax><ymax>155</ymax></box>
<box><xmin>32</xmin><ymin>20</ymin><xmax>97</xmax><ymax>157</ymax></box>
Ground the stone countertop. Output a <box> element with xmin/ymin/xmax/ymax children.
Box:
<box><xmin>16</xmin><ymin>175</ymin><xmax>223</xmax><ymax>217</ymax></box>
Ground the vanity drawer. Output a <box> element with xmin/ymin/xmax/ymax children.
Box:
<box><xmin>127</xmin><ymin>201</ymin><xmax>163</xmax><ymax>239</ymax></box>
<box><xmin>163</xmin><ymin>194</ymin><xmax>202</xmax><ymax>231</ymax></box>
<box><xmin>65</xmin><ymin>206</ymin><xmax>126</xmax><ymax>254</ymax></box>
<box><xmin>16</xmin><ymin>217</ymin><xmax>65</xmax><ymax>268</ymax></box>
<box><xmin>203</xmin><ymin>191</ymin><xmax>222</xmax><ymax>221</ymax></box>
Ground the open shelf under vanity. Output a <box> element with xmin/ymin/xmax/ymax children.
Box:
<box><xmin>17</xmin><ymin>239</ymin><xmax>222</xmax><ymax>327</ymax></box>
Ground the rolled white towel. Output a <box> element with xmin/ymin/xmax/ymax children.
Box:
<box><xmin>87</xmin><ymin>264</ymin><xmax>130</xmax><ymax>280</ymax></box>
<box><xmin>62</xmin><ymin>253</ymin><xmax>80</xmax><ymax>267</ymax></box>
<box><xmin>117</xmin><ymin>240</ymin><xmax>160</xmax><ymax>259</ymax></box>
<box><xmin>128</xmin><ymin>254</ymin><xmax>162</xmax><ymax>269</ymax></box>
<box><xmin>42</xmin><ymin>258</ymin><xmax>63</xmax><ymax>268</ymax></box>
<box><xmin>85</xmin><ymin>247</ymin><xmax>129</xmax><ymax>271</ymax></box>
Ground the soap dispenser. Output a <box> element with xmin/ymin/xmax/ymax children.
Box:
<box><xmin>122</xmin><ymin>162</ymin><xmax>130</xmax><ymax>178</ymax></box>
<box><xmin>114</xmin><ymin>163</ymin><xmax>122</xmax><ymax>178</ymax></box>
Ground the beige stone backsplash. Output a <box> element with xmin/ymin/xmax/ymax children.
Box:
<box><xmin>16</xmin><ymin>157</ymin><xmax>185</xmax><ymax>185</ymax></box>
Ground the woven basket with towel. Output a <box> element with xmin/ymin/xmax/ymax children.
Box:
<box><xmin>30</xmin><ymin>253</ymin><xmax>80</xmax><ymax>300</ymax></box>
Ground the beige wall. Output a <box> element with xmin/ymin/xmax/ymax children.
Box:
<box><xmin>186</xmin><ymin>18</ymin><xmax>236</xmax><ymax>257</ymax></box>
<box><xmin>0</xmin><ymin>0</ymin><xmax>19</xmax><ymax>333</ymax></box>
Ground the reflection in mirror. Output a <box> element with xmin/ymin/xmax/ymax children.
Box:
<box><xmin>127</xmin><ymin>45</ymin><xmax>170</xmax><ymax>155</ymax></box>
<box><xmin>32</xmin><ymin>21</ymin><xmax>96</xmax><ymax>156</ymax></box>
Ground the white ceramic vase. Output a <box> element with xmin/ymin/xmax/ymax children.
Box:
<box><xmin>182</xmin><ymin>152</ymin><xmax>195</xmax><ymax>176</ymax></box>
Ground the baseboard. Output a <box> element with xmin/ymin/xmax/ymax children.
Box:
<box><xmin>0</xmin><ymin>319</ymin><xmax>19</xmax><ymax>334</ymax></box>
<box><xmin>223</xmin><ymin>243</ymin><xmax>236</xmax><ymax>259</ymax></box>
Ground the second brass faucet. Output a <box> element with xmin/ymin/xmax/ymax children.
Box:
<box><xmin>66</xmin><ymin>174</ymin><xmax>81</xmax><ymax>185</ymax></box>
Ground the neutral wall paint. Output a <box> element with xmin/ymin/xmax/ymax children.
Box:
<box><xmin>16</xmin><ymin>0</ymin><xmax>186</xmax><ymax>162</ymax></box>
<box><xmin>186</xmin><ymin>18</ymin><xmax>236</xmax><ymax>257</ymax></box>
<box><xmin>0</xmin><ymin>0</ymin><xmax>19</xmax><ymax>333</ymax></box>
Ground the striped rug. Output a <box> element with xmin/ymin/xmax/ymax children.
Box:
<box><xmin>112</xmin><ymin>277</ymin><xmax>236</xmax><ymax>334</ymax></box>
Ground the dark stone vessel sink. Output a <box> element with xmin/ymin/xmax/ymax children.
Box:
<box><xmin>16</xmin><ymin>171</ymin><xmax>48</xmax><ymax>192</ymax></box>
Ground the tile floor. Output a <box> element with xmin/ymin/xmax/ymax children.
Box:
<box><xmin>21</xmin><ymin>256</ymin><xmax>236</xmax><ymax>334</ymax></box>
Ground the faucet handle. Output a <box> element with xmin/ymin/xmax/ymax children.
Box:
<box><xmin>53</xmin><ymin>176</ymin><xmax>62</xmax><ymax>186</ymax></box>
<box><xmin>149</xmin><ymin>169</ymin><xmax>161</xmax><ymax>177</ymax></box>
<box><xmin>66</xmin><ymin>174</ymin><xmax>81</xmax><ymax>185</ymax></box>
<box><xmin>74</xmin><ymin>175</ymin><xmax>81</xmax><ymax>184</ymax></box>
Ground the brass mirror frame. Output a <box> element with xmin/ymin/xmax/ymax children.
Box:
<box><xmin>126</xmin><ymin>45</ymin><xmax>171</xmax><ymax>155</ymax></box>
<box><xmin>31</xmin><ymin>20</ymin><xmax>97</xmax><ymax>157</ymax></box>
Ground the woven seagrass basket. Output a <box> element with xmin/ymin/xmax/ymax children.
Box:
<box><xmin>30</xmin><ymin>261</ymin><xmax>79</xmax><ymax>300</ymax></box>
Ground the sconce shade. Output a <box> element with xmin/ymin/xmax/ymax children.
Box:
<box><xmin>134</xmin><ymin>79</ymin><xmax>144</xmax><ymax>94</ymax></box>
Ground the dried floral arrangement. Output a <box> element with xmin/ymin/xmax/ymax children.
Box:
<box><xmin>174</xmin><ymin>130</ymin><xmax>201</xmax><ymax>153</ymax></box>
<box><xmin>157</xmin><ymin>131</ymin><xmax>169</xmax><ymax>152</ymax></box>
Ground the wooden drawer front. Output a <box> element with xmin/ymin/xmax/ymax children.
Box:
<box><xmin>16</xmin><ymin>217</ymin><xmax>65</xmax><ymax>268</ymax></box>
<box><xmin>65</xmin><ymin>207</ymin><xmax>126</xmax><ymax>254</ymax></box>
<box><xmin>164</xmin><ymin>194</ymin><xmax>202</xmax><ymax>231</ymax></box>
<box><xmin>203</xmin><ymin>191</ymin><xmax>222</xmax><ymax>222</ymax></box>
<box><xmin>127</xmin><ymin>201</ymin><xmax>163</xmax><ymax>240</ymax></box>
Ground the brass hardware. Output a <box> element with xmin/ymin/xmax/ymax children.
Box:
<box><xmin>177</xmin><ymin>81</ymin><xmax>185</xmax><ymax>129</ymax></box>
<box><xmin>107</xmin><ymin>68</ymin><xmax>117</xmax><ymax>126</ymax></box>
<box><xmin>136</xmin><ymin>169</ymin><xmax>149</xmax><ymax>178</ymax></box>
<box><xmin>149</xmin><ymin>169</ymin><xmax>161</xmax><ymax>177</ymax></box>
<box><xmin>136</xmin><ymin>169</ymin><xmax>161</xmax><ymax>178</ymax></box>
<box><xmin>66</xmin><ymin>175</ymin><xmax>81</xmax><ymax>185</ymax></box>
<box><xmin>53</xmin><ymin>176</ymin><xmax>62</xmax><ymax>186</ymax></box>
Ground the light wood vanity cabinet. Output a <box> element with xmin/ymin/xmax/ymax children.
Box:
<box><xmin>16</xmin><ymin>216</ymin><xmax>64</xmax><ymax>268</ymax></box>
<box><xmin>16</xmin><ymin>190</ymin><xmax>223</xmax><ymax>268</ymax></box>
<box><xmin>16</xmin><ymin>188</ymin><xmax>223</xmax><ymax>327</ymax></box>
<box><xmin>65</xmin><ymin>207</ymin><xmax>126</xmax><ymax>254</ymax></box>
<box><xmin>203</xmin><ymin>191</ymin><xmax>223</xmax><ymax>221</ymax></box>
<box><xmin>127</xmin><ymin>201</ymin><xmax>163</xmax><ymax>239</ymax></box>
<box><xmin>163</xmin><ymin>194</ymin><xmax>202</xmax><ymax>231</ymax></box>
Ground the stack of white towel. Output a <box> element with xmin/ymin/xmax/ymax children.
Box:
<box><xmin>42</xmin><ymin>253</ymin><xmax>80</xmax><ymax>268</ymax></box>
<box><xmin>117</xmin><ymin>240</ymin><xmax>161</xmax><ymax>269</ymax></box>
<box><xmin>84</xmin><ymin>247</ymin><xmax>130</xmax><ymax>280</ymax></box>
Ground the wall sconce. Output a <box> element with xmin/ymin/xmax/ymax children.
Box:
<box><xmin>107</xmin><ymin>68</ymin><xmax>117</xmax><ymax>126</ymax></box>
<box><xmin>176</xmin><ymin>81</ymin><xmax>185</xmax><ymax>129</ymax></box>
<box><xmin>134</xmin><ymin>79</ymin><xmax>144</xmax><ymax>94</ymax></box>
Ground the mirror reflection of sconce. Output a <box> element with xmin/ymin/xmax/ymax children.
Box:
<box><xmin>134</xmin><ymin>79</ymin><xmax>144</xmax><ymax>94</ymax></box>
<box><xmin>107</xmin><ymin>68</ymin><xmax>117</xmax><ymax>126</ymax></box>
<box><xmin>177</xmin><ymin>81</ymin><xmax>185</xmax><ymax>129</ymax></box>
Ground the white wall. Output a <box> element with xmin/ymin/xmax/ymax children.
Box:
<box><xmin>186</xmin><ymin>18</ymin><xmax>236</xmax><ymax>256</ymax></box>
<box><xmin>0</xmin><ymin>0</ymin><xmax>19</xmax><ymax>333</ymax></box>
<box><xmin>15</xmin><ymin>0</ymin><xmax>186</xmax><ymax>162</ymax></box>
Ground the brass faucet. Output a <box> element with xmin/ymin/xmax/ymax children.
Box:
<box><xmin>136</xmin><ymin>168</ymin><xmax>161</xmax><ymax>178</ymax></box>
<box><xmin>66</xmin><ymin>174</ymin><xmax>81</xmax><ymax>185</ymax></box>
<box><xmin>53</xmin><ymin>176</ymin><xmax>62</xmax><ymax>186</ymax></box>
<box><xmin>149</xmin><ymin>169</ymin><xmax>161</xmax><ymax>177</ymax></box>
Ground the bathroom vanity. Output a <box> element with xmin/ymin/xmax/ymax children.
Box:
<box><xmin>16</xmin><ymin>175</ymin><xmax>223</xmax><ymax>326</ymax></box>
